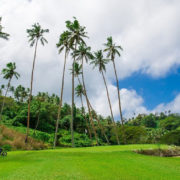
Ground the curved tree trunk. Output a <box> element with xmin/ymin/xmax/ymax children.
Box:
<box><xmin>0</xmin><ymin>77</ymin><xmax>12</xmax><ymax>123</ymax></box>
<box><xmin>80</xmin><ymin>93</ymin><xmax>92</xmax><ymax>139</ymax></box>
<box><xmin>33</xmin><ymin>110</ymin><xmax>40</xmax><ymax>135</ymax></box>
<box><xmin>112</xmin><ymin>57</ymin><xmax>125</xmax><ymax>144</ymax></box>
<box><xmin>81</xmin><ymin>58</ymin><xmax>99</xmax><ymax>145</ymax></box>
<box><xmin>77</xmin><ymin>77</ymin><xmax>92</xmax><ymax>139</ymax></box>
<box><xmin>102</xmin><ymin>71</ymin><xmax>120</xmax><ymax>145</ymax></box>
<box><xmin>87</xmin><ymin>98</ymin><xmax>109</xmax><ymax>144</ymax></box>
<box><xmin>53</xmin><ymin>50</ymin><xmax>68</xmax><ymax>148</ymax></box>
<box><xmin>26</xmin><ymin>39</ymin><xmax>38</xmax><ymax>143</ymax></box>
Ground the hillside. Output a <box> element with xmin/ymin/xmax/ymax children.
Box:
<box><xmin>0</xmin><ymin>125</ymin><xmax>47</xmax><ymax>150</ymax></box>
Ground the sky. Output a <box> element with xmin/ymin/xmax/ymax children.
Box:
<box><xmin>0</xmin><ymin>0</ymin><xmax>180</xmax><ymax>120</ymax></box>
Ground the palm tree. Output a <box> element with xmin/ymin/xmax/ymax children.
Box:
<box><xmin>53</xmin><ymin>31</ymin><xmax>71</xmax><ymax>148</ymax></box>
<box><xmin>66</xmin><ymin>17</ymin><xmax>88</xmax><ymax>147</ymax></box>
<box><xmin>91</xmin><ymin>50</ymin><xmax>120</xmax><ymax>144</ymax></box>
<box><xmin>73</xmin><ymin>43</ymin><xmax>105</xmax><ymax>144</ymax></box>
<box><xmin>26</xmin><ymin>23</ymin><xmax>49</xmax><ymax>142</ymax></box>
<box><xmin>0</xmin><ymin>62</ymin><xmax>20</xmax><ymax>122</ymax></box>
<box><xmin>0</xmin><ymin>17</ymin><xmax>10</xmax><ymax>40</ymax></box>
<box><xmin>75</xmin><ymin>84</ymin><xmax>92</xmax><ymax>139</ymax></box>
<box><xmin>104</xmin><ymin>36</ymin><xmax>125</xmax><ymax>143</ymax></box>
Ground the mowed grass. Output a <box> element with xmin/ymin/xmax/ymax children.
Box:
<box><xmin>0</xmin><ymin>144</ymin><xmax>180</xmax><ymax>180</ymax></box>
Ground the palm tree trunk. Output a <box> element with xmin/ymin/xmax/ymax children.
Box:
<box><xmin>0</xmin><ymin>77</ymin><xmax>12</xmax><ymax>123</ymax></box>
<box><xmin>81</xmin><ymin>58</ymin><xmax>99</xmax><ymax>145</ymax></box>
<box><xmin>78</xmin><ymin>78</ymin><xmax>92</xmax><ymax>139</ymax></box>
<box><xmin>102</xmin><ymin>71</ymin><xmax>120</xmax><ymax>145</ymax></box>
<box><xmin>71</xmin><ymin>44</ymin><xmax>78</xmax><ymax>148</ymax></box>
<box><xmin>53</xmin><ymin>49</ymin><xmax>68</xmax><ymax>148</ymax></box>
<box><xmin>112</xmin><ymin>57</ymin><xmax>126</xmax><ymax>144</ymax></box>
<box><xmin>87</xmin><ymin>99</ymin><xmax>109</xmax><ymax>144</ymax></box>
<box><xmin>26</xmin><ymin>39</ymin><xmax>38</xmax><ymax>143</ymax></box>
<box><xmin>33</xmin><ymin>110</ymin><xmax>40</xmax><ymax>135</ymax></box>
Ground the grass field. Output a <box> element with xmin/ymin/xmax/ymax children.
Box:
<box><xmin>0</xmin><ymin>144</ymin><xmax>179</xmax><ymax>180</ymax></box>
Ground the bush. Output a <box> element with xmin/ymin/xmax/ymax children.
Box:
<box><xmin>110</xmin><ymin>126</ymin><xmax>147</xmax><ymax>144</ymax></box>
<box><xmin>33</xmin><ymin>131</ymin><xmax>52</xmax><ymax>142</ymax></box>
<box><xmin>2</xmin><ymin>144</ymin><xmax>12</xmax><ymax>151</ymax></box>
<box><xmin>146</xmin><ymin>128</ymin><xmax>167</xmax><ymax>144</ymax></box>
<box><xmin>160</xmin><ymin>116</ymin><xmax>180</xmax><ymax>131</ymax></box>
<box><xmin>161</xmin><ymin>130</ymin><xmax>180</xmax><ymax>146</ymax></box>
<box><xmin>58</xmin><ymin>130</ymin><xmax>92</xmax><ymax>147</ymax></box>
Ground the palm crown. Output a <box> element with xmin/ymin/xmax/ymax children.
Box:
<box><xmin>56</xmin><ymin>31</ymin><xmax>71</xmax><ymax>54</ymax></box>
<box><xmin>91</xmin><ymin>50</ymin><xmax>109</xmax><ymax>72</ymax></box>
<box><xmin>27</xmin><ymin>23</ymin><xmax>49</xmax><ymax>47</ymax></box>
<box><xmin>75</xmin><ymin>84</ymin><xmax>84</xmax><ymax>97</ymax></box>
<box><xmin>65</xmin><ymin>17</ymin><xmax>87</xmax><ymax>49</ymax></box>
<box><xmin>73</xmin><ymin>43</ymin><xmax>94</xmax><ymax>62</ymax></box>
<box><xmin>0</xmin><ymin>17</ymin><xmax>10</xmax><ymax>40</ymax></box>
<box><xmin>104</xmin><ymin>36</ymin><xmax>123</xmax><ymax>60</ymax></box>
<box><xmin>73</xmin><ymin>62</ymin><xmax>82</xmax><ymax>77</ymax></box>
<box><xmin>1</xmin><ymin>62</ymin><xmax>20</xmax><ymax>80</ymax></box>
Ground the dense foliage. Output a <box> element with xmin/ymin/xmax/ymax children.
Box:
<box><xmin>0</xmin><ymin>88</ymin><xmax>180</xmax><ymax>147</ymax></box>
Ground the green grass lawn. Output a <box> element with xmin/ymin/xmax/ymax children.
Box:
<box><xmin>0</xmin><ymin>144</ymin><xmax>179</xmax><ymax>180</ymax></box>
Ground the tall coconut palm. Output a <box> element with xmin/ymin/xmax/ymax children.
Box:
<box><xmin>104</xmin><ymin>36</ymin><xmax>125</xmax><ymax>143</ymax></box>
<box><xmin>75</xmin><ymin>84</ymin><xmax>92</xmax><ymax>139</ymax></box>
<box><xmin>73</xmin><ymin>43</ymin><xmax>106</xmax><ymax>144</ymax></box>
<box><xmin>0</xmin><ymin>62</ymin><xmax>20</xmax><ymax>122</ymax></box>
<box><xmin>26</xmin><ymin>23</ymin><xmax>49</xmax><ymax>142</ymax></box>
<box><xmin>53</xmin><ymin>31</ymin><xmax>70</xmax><ymax>148</ymax></box>
<box><xmin>0</xmin><ymin>17</ymin><xmax>9</xmax><ymax>40</ymax></box>
<box><xmin>91</xmin><ymin>50</ymin><xmax>120</xmax><ymax>144</ymax></box>
<box><xmin>66</xmin><ymin>17</ymin><xmax>88</xmax><ymax>147</ymax></box>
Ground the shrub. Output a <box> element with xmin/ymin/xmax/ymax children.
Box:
<box><xmin>160</xmin><ymin>130</ymin><xmax>180</xmax><ymax>146</ymax></box>
<box><xmin>110</xmin><ymin>126</ymin><xmax>147</xmax><ymax>144</ymax></box>
<box><xmin>160</xmin><ymin>116</ymin><xmax>180</xmax><ymax>131</ymax></box>
<box><xmin>58</xmin><ymin>130</ymin><xmax>92</xmax><ymax>147</ymax></box>
<box><xmin>2</xmin><ymin>144</ymin><xmax>12</xmax><ymax>151</ymax></box>
<box><xmin>146</xmin><ymin>128</ymin><xmax>168</xmax><ymax>144</ymax></box>
<box><xmin>33</xmin><ymin>131</ymin><xmax>52</xmax><ymax>142</ymax></box>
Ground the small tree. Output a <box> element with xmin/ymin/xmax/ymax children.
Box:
<box><xmin>0</xmin><ymin>62</ymin><xmax>20</xmax><ymax>122</ymax></box>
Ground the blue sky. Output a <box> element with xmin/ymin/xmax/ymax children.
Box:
<box><xmin>119</xmin><ymin>67</ymin><xmax>180</xmax><ymax>110</ymax></box>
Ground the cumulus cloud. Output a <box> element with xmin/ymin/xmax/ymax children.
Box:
<box><xmin>0</xmin><ymin>0</ymin><xmax>180</xmax><ymax>118</ymax></box>
<box><xmin>154</xmin><ymin>94</ymin><xmax>180</xmax><ymax>113</ymax></box>
<box><xmin>92</xmin><ymin>84</ymin><xmax>149</xmax><ymax>119</ymax></box>
<box><xmin>92</xmin><ymin>83</ymin><xmax>180</xmax><ymax>119</ymax></box>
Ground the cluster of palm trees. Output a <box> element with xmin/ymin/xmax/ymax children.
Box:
<box><xmin>53</xmin><ymin>17</ymin><xmax>125</xmax><ymax>147</ymax></box>
<box><xmin>0</xmin><ymin>16</ymin><xmax>125</xmax><ymax>147</ymax></box>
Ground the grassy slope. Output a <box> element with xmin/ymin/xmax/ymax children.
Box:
<box><xmin>0</xmin><ymin>144</ymin><xmax>180</xmax><ymax>180</ymax></box>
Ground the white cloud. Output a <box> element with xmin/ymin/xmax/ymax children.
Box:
<box><xmin>154</xmin><ymin>94</ymin><xmax>180</xmax><ymax>113</ymax></box>
<box><xmin>0</xmin><ymin>0</ymin><xmax>180</xmax><ymax>118</ymax></box>
<box><xmin>91</xmin><ymin>84</ymin><xmax>149</xmax><ymax>119</ymax></box>
<box><xmin>92</xmin><ymin>83</ymin><xmax>180</xmax><ymax>120</ymax></box>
